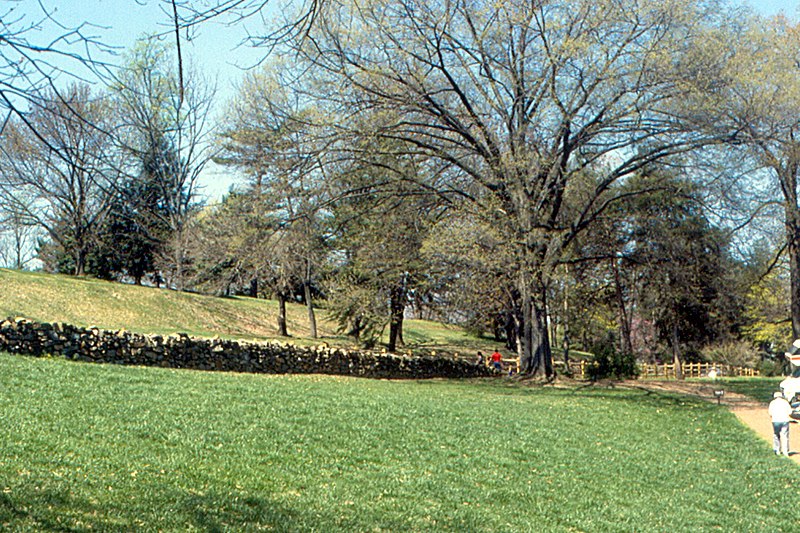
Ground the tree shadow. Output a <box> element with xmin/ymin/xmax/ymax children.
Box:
<box><xmin>0</xmin><ymin>484</ymin><xmax>327</xmax><ymax>531</ymax></box>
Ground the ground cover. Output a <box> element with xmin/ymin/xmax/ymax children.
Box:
<box><xmin>0</xmin><ymin>353</ymin><xmax>797</xmax><ymax>531</ymax></box>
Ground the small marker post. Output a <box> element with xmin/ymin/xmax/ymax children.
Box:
<box><xmin>714</xmin><ymin>389</ymin><xmax>725</xmax><ymax>405</ymax></box>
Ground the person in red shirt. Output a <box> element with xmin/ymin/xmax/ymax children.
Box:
<box><xmin>491</xmin><ymin>350</ymin><xmax>503</xmax><ymax>371</ymax></box>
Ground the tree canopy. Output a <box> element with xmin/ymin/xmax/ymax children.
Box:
<box><xmin>0</xmin><ymin>0</ymin><xmax>798</xmax><ymax>376</ymax></box>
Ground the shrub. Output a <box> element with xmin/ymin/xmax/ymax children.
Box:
<box><xmin>586</xmin><ymin>339</ymin><xmax>638</xmax><ymax>380</ymax></box>
<box><xmin>700</xmin><ymin>340</ymin><xmax>760</xmax><ymax>368</ymax></box>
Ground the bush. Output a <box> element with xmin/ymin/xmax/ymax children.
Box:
<box><xmin>758</xmin><ymin>357</ymin><xmax>789</xmax><ymax>377</ymax></box>
<box><xmin>586</xmin><ymin>339</ymin><xmax>638</xmax><ymax>380</ymax></box>
<box><xmin>701</xmin><ymin>341</ymin><xmax>760</xmax><ymax>368</ymax></box>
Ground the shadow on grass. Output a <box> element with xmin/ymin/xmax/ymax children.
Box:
<box><xmin>0</xmin><ymin>485</ymin><xmax>320</xmax><ymax>532</ymax></box>
<box><xmin>430</xmin><ymin>376</ymin><xmax>725</xmax><ymax>411</ymax></box>
<box><xmin>180</xmin><ymin>491</ymin><xmax>304</xmax><ymax>533</ymax></box>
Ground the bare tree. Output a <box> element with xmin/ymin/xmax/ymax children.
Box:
<box><xmin>0</xmin><ymin>84</ymin><xmax>122</xmax><ymax>275</ymax></box>
<box><xmin>111</xmin><ymin>38</ymin><xmax>217</xmax><ymax>289</ymax></box>
<box><xmin>0</xmin><ymin>209</ymin><xmax>39</xmax><ymax>269</ymax></box>
<box><xmin>273</xmin><ymin>0</ymin><xmax>730</xmax><ymax>376</ymax></box>
<box><xmin>0</xmin><ymin>1</ymin><xmax>113</xmax><ymax>129</ymax></box>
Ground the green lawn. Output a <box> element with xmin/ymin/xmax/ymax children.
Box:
<box><xmin>1</xmin><ymin>353</ymin><xmax>797</xmax><ymax>531</ymax></box>
<box><xmin>701</xmin><ymin>377</ymin><xmax>784</xmax><ymax>403</ymax></box>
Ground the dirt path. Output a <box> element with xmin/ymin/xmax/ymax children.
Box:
<box><xmin>600</xmin><ymin>379</ymin><xmax>800</xmax><ymax>464</ymax></box>
<box><xmin>730</xmin><ymin>406</ymin><xmax>800</xmax><ymax>463</ymax></box>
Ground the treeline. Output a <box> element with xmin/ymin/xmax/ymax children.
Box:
<box><xmin>0</xmin><ymin>0</ymin><xmax>798</xmax><ymax>378</ymax></box>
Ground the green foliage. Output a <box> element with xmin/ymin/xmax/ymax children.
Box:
<box><xmin>757</xmin><ymin>358</ymin><xmax>786</xmax><ymax>378</ymax></box>
<box><xmin>421</xmin><ymin>214</ymin><xmax>517</xmax><ymax>342</ymax></box>
<box><xmin>740</xmin><ymin>270</ymin><xmax>792</xmax><ymax>349</ymax></box>
<box><xmin>1</xmin><ymin>353</ymin><xmax>797</xmax><ymax>531</ymax></box>
<box><xmin>587</xmin><ymin>337</ymin><xmax>639</xmax><ymax>380</ymax></box>
<box><xmin>700</xmin><ymin>340</ymin><xmax>760</xmax><ymax>368</ymax></box>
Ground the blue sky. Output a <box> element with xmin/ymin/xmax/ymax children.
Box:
<box><xmin>748</xmin><ymin>0</ymin><xmax>798</xmax><ymax>16</ymax></box>
<box><xmin>12</xmin><ymin>0</ymin><xmax>274</xmax><ymax>201</ymax></box>
<box><xmin>10</xmin><ymin>0</ymin><xmax>799</xmax><ymax>200</ymax></box>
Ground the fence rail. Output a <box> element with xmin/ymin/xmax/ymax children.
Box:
<box><xmin>561</xmin><ymin>360</ymin><xmax>758</xmax><ymax>379</ymax></box>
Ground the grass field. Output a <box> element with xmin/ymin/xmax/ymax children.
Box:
<box><xmin>712</xmin><ymin>377</ymin><xmax>785</xmax><ymax>403</ymax></box>
<box><xmin>1</xmin><ymin>352</ymin><xmax>798</xmax><ymax>532</ymax></box>
<box><xmin>0</xmin><ymin>268</ymin><xmax>501</xmax><ymax>355</ymax></box>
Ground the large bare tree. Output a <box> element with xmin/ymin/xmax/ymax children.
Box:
<box><xmin>275</xmin><ymin>0</ymin><xmax>729</xmax><ymax>376</ymax></box>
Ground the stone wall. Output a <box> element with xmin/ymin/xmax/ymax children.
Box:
<box><xmin>0</xmin><ymin>318</ymin><xmax>494</xmax><ymax>380</ymax></box>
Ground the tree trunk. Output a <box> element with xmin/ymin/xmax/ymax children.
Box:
<box><xmin>387</xmin><ymin>283</ymin><xmax>406</xmax><ymax>352</ymax></box>
<box><xmin>278</xmin><ymin>292</ymin><xmax>288</xmax><ymax>337</ymax></box>
<box><xmin>174</xmin><ymin>248</ymin><xmax>184</xmax><ymax>291</ymax></box>
<box><xmin>305</xmin><ymin>281</ymin><xmax>318</xmax><ymax>339</ymax></box>
<box><xmin>612</xmin><ymin>260</ymin><xmax>634</xmax><ymax>356</ymax></box>
<box><xmin>518</xmin><ymin>275</ymin><xmax>554</xmax><ymax>378</ymax></box>
<box><xmin>786</xmin><ymin>200</ymin><xmax>800</xmax><ymax>339</ymax></box>
<box><xmin>672</xmin><ymin>317</ymin><xmax>683</xmax><ymax>380</ymax></box>
<box><xmin>250</xmin><ymin>278</ymin><xmax>259</xmax><ymax>298</ymax></box>
<box><xmin>74</xmin><ymin>247</ymin><xmax>86</xmax><ymax>276</ymax></box>
<box><xmin>505</xmin><ymin>315</ymin><xmax>517</xmax><ymax>352</ymax></box>
<box><xmin>563</xmin><ymin>277</ymin><xmax>571</xmax><ymax>371</ymax></box>
<box><xmin>350</xmin><ymin>316</ymin><xmax>362</xmax><ymax>341</ymax></box>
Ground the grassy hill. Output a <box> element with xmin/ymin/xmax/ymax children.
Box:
<box><xmin>0</xmin><ymin>353</ymin><xmax>796</xmax><ymax>531</ymax></box>
<box><xmin>2</xmin><ymin>269</ymin><xmax>796</xmax><ymax>530</ymax></box>
<box><xmin>0</xmin><ymin>268</ymin><xmax>501</xmax><ymax>356</ymax></box>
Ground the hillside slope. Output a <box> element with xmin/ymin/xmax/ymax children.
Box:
<box><xmin>0</xmin><ymin>269</ymin><xmax>498</xmax><ymax>355</ymax></box>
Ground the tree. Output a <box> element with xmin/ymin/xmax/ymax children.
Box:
<box><xmin>188</xmin><ymin>189</ymin><xmax>316</xmax><ymax>338</ymax></box>
<box><xmin>421</xmin><ymin>212</ymin><xmax>520</xmax><ymax>350</ymax></box>
<box><xmin>0</xmin><ymin>209</ymin><xmax>39</xmax><ymax>269</ymax></box>
<box><xmin>693</xmin><ymin>16</ymin><xmax>800</xmax><ymax>337</ymax></box>
<box><xmin>278</xmin><ymin>0</ymin><xmax>729</xmax><ymax>376</ymax></box>
<box><xmin>0</xmin><ymin>84</ymin><xmax>121</xmax><ymax>275</ymax></box>
<box><xmin>327</xmin><ymin>163</ymin><xmax>436</xmax><ymax>351</ymax></box>
<box><xmin>216</xmin><ymin>63</ymin><xmax>331</xmax><ymax>337</ymax></box>
<box><xmin>610</xmin><ymin>172</ymin><xmax>743</xmax><ymax>377</ymax></box>
<box><xmin>111</xmin><ymin>38</ymin><xmax>216</xmax><ymax>289</ymax></box>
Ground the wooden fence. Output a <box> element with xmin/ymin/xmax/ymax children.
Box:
<box><xmin>637</xmin><ymin>362</ymin><xmax>759</xmax><ymax>379</ymax></box>
<box><xmin>562</xmin><ymin>360</ymin><xmax>758</xmax><ymax>380</ymax></box>
<box><xmin>478</xmin><ymin>357</ymin><xmax>758</xmax><ymax>380</ymax></box>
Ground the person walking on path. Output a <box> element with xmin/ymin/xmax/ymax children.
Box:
<box><xmin>769</xmin><ymin>391</ymin><xmax>793</xmax><ymax>457</ymax></box>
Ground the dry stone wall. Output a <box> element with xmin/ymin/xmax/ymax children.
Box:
<box><xmin>0</xmin><ymin>318</ymin><xmax>494</xmax><ymax>380</ymax></box>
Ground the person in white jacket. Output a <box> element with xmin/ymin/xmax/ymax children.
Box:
<box><xmin>769</xmin><ymin>391</ymin><xmax>793</xmax><ymax>456</ymax></box>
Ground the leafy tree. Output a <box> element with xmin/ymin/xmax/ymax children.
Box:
<box><xmin>421</xmin><ymin>213</ymin><xmax>520</xmax><ymax>350</ymax></box>
<box><xmin>215</xmin><ymin>63</ymin><xmax>330</xmax><ymax>337</ymax></box>
<box><xmin>328</xmin><ymin>168</ymin><xmax>435</xmax><ymax>351</ymax></box>
<box><xmin>89</xmin><ymin>175</ymin><xmax>168</xmax><ymax>284</ymax></box>
<box><xmin>689</xmin><ymin>16</ymin><xmax>800</xmax><ymax>337</ymax></box>
<box><xmin>612</xmin><ymin>172</ymin><xmax>743</xmax><ymax>376</ymax></box>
